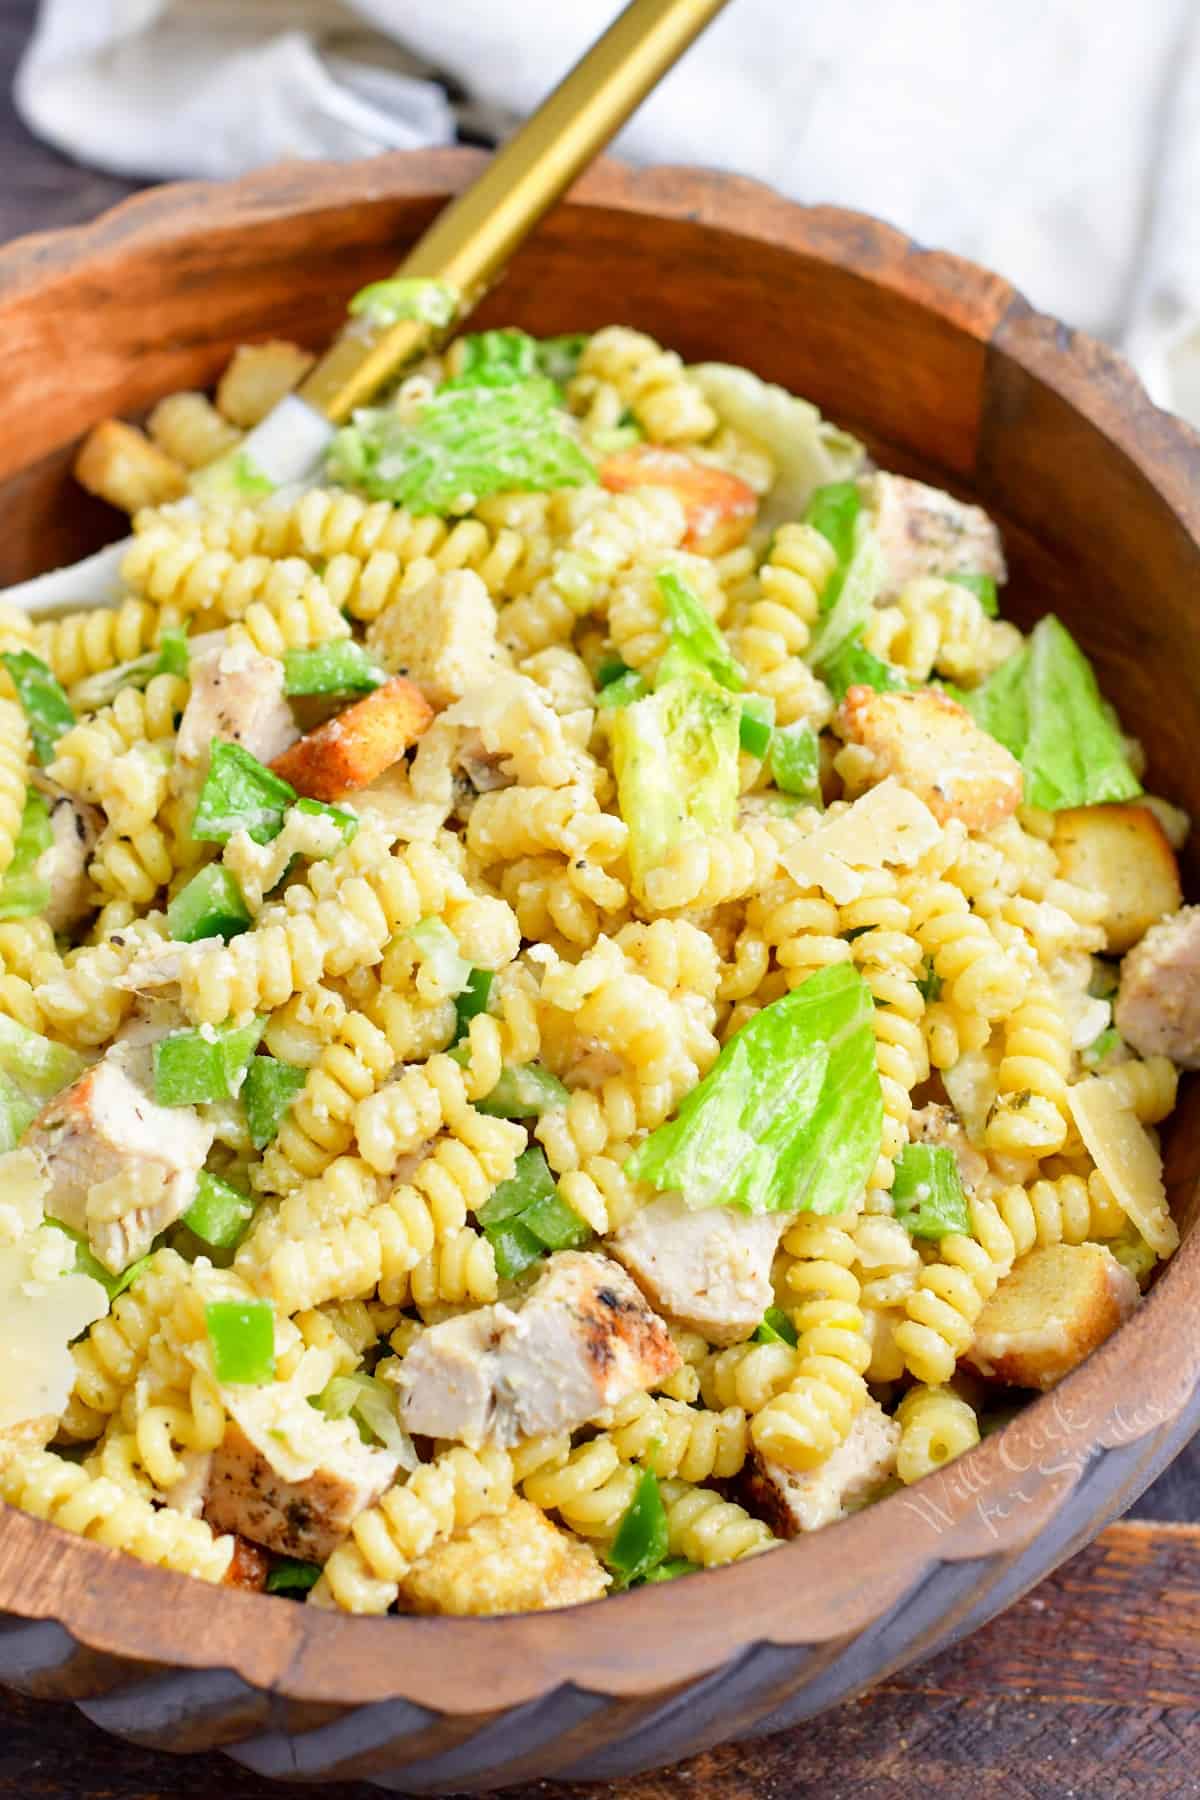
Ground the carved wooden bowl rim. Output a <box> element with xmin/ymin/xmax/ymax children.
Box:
<box><xmin>0</xmin><ymin>148</ymin><xmax>1197</xmax><ymax>1716</ymax></box>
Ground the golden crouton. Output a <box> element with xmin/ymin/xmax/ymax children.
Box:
<box><xmin>600</xmin><ymin>444</ymin><xmax>757</xmax><ymax>555</ymax></box>
<box><xmin>400</xmin><ymin>1497</ymin><xmax>608</xmax><ymax>1616</ymax></box>
<box><xmin>366</xmin><ymin>568</ymin><xmax>504</xmax><ymax>709</ymax></box>
<box><xmin>147</xmin><ymin>392</ymin><xmax>242</xmax><ymax>471</ymax></box>
<box><xmin>964</xmin><ymin>1243</ymin><xmax>1139</xmax><ymax>1391</ymax></box>
<box><xmin>837</xmin><ymin>685</ymin><xmax>1023</xmax><ymax>830</ymax></box>
<box><xmin>270</xmin><ymin>676</ymin><xmax>433</xmax><ymax>802</ymax></box>
<box><xmin>1052</xmin><ymin>803</ymin><xmax>1181</xmax><ymax>953</ymax></box>
<box><xmin>74</xmin><ymin>419</ymin><xmax>187</xmax><ymax>514</ymax></box>
<box><xmin>216</xmin><ymin>340</ymin><xmax>316</xmax><ymax>428</ymax></box>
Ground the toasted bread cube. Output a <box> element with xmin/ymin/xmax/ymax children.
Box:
<box><xmin>147</xmin><ymin>392</ymin><xmax>241</xmax><ymax>470</ymax></box>
<box><xmin>366</xmin><ymin>569</ymin><xmax>503</xmax><ymax>709</ymax></box>
<box><xmin>74</xmin><ymin>419</ymin><xmax>187</xmax><ymax>514</ymax></box>
<box><xmin>216</xmin><ymin>340</ymin><xmax>316</xmax><ymax>428</ymax></box>
<box><xmin>204</xmin><ymin>1389</ymin><xmax>400</xmax><ymax>1562</ymax></box>
<box><xmin>837</xmin><ymin>685</ymin><xmax>1023</xmax><ymax>830</ymax></box>
<box><xmin>741</xmin><ymin>1399</ymin><xmax>899</xmax><ymax>1536</ymax></box>
<box><xmin>400</xmin><ymin>1496</ymin><xmax>608</xmax><ymax>1615</ymax></box>
<box><xmin>870</xmin><ymin>472</ymin><xmax>1006</xmax><ymax>597</ymax></box>
<box><xmin>270</xmin><ymin>676</ymin><xmax>433</xmax><ymax>802</ymax></box>
<box><xmin>964</xmin><ymin>1243</ymin><xmax>1139</xmax><ymax>1391</ymax></box>
<box><xmin>1052</xmin><ymin>804</ymin><xmax>1181</xmax><ymax>954</ymax></box>
<box><xmin>599</xmin><ymin>444</ymin><xmax>757</xmax><ymax>555</ymax></box>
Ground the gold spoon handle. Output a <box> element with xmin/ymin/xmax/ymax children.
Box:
<box><xmin>298</xmin><ymin>0</ymin><xmax>730</xmax><ymax>423</ymax></box>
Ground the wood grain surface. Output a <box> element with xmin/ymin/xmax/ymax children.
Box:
<box><xmin>1</xmin><ymin>0</ymin><xmax>1199</xmax><ymax>1790</ymax></box>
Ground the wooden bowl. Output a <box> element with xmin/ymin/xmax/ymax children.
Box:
<box><xmin>2</xmin><ymin>151</ymin><xmax>1199</xmax><ymax>1792</ymax></box>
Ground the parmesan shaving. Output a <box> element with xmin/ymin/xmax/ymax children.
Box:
<box><xmin>0</xmin><ymin>1148</ymin><xmax>48</xmax><ymax>1246</ymax></box>
<box><xmin>780</xmin><ymin>779</ymin><xmax>941</xmax><ymax>901</ymax></box>
<box><xmin>0</xmin><ymin>1226</ymin><xmax>107</xmax><ymax>1432</ymax></box>
<box><xmin>1067</xmin><ymin>1077</ymin><xmax>1179</xmax><ymax>1256</ymax></box>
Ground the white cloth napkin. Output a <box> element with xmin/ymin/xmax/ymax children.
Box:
<box><xmin>16</xmin><ymin>0</ymin><xmax>1200</xmax><ymax>425</ymax></box>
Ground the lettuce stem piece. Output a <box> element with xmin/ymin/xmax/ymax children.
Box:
<box><xmin>804</xmin><ymin>481</ymin><xmax>862</xmax><ymax>614</ymax></box>
<box><xmin>626</xmin><ymin>964</ymin><xmax>882</xmax><ymax>1216</ymax></box>
<box><xmin>1</xmin><ymin>652</ymin><xmax>73</xmax><ymax>765</ymax></box>
<box><xmin>655</xmin><ymin>569</ymin><xmax>743</xmax><ymax>691</ymax></box>
<box><xmin>892</xmin><ymin>1144</ymin><xmax>969</xmax><ymax>1239</ymax></box>
<box><xmin>611</xmin><ymin>674</ymin><xmax>740</xmax><ymax>889</ymax></box>
<box><xmin>806</xmin><ymin>517</ymin><xmax>886</xmax><ymax>670</ymax></box>
<box><xmin>191</xmin><ymin>742</ymin><xmax>297</xmax><ymax>846</ymax></box>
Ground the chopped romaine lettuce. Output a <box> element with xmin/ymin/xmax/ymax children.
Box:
<box><xmin>326</xmin><ymin>379</ymin><xmax>595</xmax><ymax>515</ymax></box>
<box><xmin>347</xmin><ymin>277</ymin><xmax>459</xmax><ymax>329</ymax></box>
<box><xmin>535</xmin><ymin>333</ymin><xmax>589</xmax><ymax>386</ymax></box>
<box><xmin>611</xmin><ymin>674</ymin><xmax>740</xmax><ymax>888</ymax></box>
<box><xmin>192</xmin><ymin>742</ymin><xmax>297</xmax><ymax>846</ymax></box>
<box><xmin>242</xmin><ymin>1054</ymin><xmax>307</xmax><ymax>1150</ymax></box>
<box><xmin>0</xmin><ymin>1070</ymin><xmax>37</xmax><ymax>1153</ymax></box>
<box><xmin>804</xmin><ymin>481</ymin><xmax>862</xmax><ymax>614</ymax></box>
<box><xmin>167</xmin><ymin>865</ymin><xmax>251</xmax><ymax>944</ymax></box>
<box><xmin>948</xmin><ymin>571</ymin><xmax>999</xmax><ymax>618</ymax></box>
<box><xmin>806</xmin><ymin>517</ymin><xmax>887</xmax><ymax>670</ymax></box>
<box><xmin>596</xmin><ymin>669</ymin><xmax>649</xmax><ymax>711</ymax></box>
<box><xmin>283</xmin><ymin>640</ymin><xmax>386</xmax><ymax>697</ymax></box>
<box><xmin>313</xmin><ymin>1370</ymin><xmax>417</xmax><ymax>1464</ymax></box>
<box><xmin>1</xmin><ymin>652</ymin><xmax>73</xmax><ymax>765</ymax></box>
<box><xmin>0</xmin><ymin>789</ymin><xmax>52</xmax><ymax>921</ymax></box>
<box><xmin>892</xmin><ymin>1144</ymin><xmax>970</xmax><ymax>1239</ymax></box>
<box><xmin>183</xmin><ymin>1170</ymin><xmax>255</xmax><ymax>1249</ymax></box>
<box><xmin>472</xmin><ymin>1061</ymin><xmax>569</xmax><ymax>1119</ymax></box>
<box><xmin>754</xmin><ymin>1305</ymin><xmax>798</xmax><ymax>1347</ymax></box>
<box><xmin>442</xmin><ymin>329</ymin><xmax>539</xmax><ymax>390</ymax></box>
<box><xmin>405</xmin><ymin>918</ymin><xmax>472</xmax><ymax>998</ymax></box>
<box><xmin>689</xmin><ymin>364</ymin><xmax>865</xmax><ymax>532</ymax></box>
<box><xmin>67</xmin><ymin>626</ymin><xmax>190</xmax><ymax>713</ymax></box>
<box><xmin>0</xmin><ymin>1014</ymin><xmax>85</xmax><ymax>1101</ymax></box>
<box><xmin>819</xmin><ymin>633</ymin><xmax>907</xmax><ymax>705</ymax></box>
<box><xmin>45</xmin><ymin>1221</ymin><xmax>150</xmax><ymax>1301</ymax></box>
<box><xmin>626</xmin><ymin>964</ymin><xmax>882</xmax><ymax>1215</ymax></box>
<box><xmin>606</xmin><ymin>1469</ymin><xmax>669</xmax><ymax>1587</ymax></box>
<box><xmin>963</xmin><ymin>615</ymin><xmax>1141</xmax><ymax>810</ymax></box>
<box><xmin>655</xmin><ymin>568</ymin><xmax>743</xmax><ymax>691</ymax></box>
<box><xmin>154</xmin><ymin>1018</ymin><xmax>265</xmax><ymax>1106</ymax></box>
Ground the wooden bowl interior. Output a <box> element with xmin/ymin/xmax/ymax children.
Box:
<box><xmin>0</xmin><ymin>158</ymin><xmax>1198</xmax><ymax>1716</ymax></box>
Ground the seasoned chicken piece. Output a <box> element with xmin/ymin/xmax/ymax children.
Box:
<box><xmin>366</xmin><ymin>568</ymin><xmax>504</xmax><ymax>709</ymax></box>
<box><xmin>909</xmin><ymin>1103</ymin><xmax>988</xmax><ymax>1193</ymax></box>
<box><xmin>39</xmin><ymin>788</ymin><xmax>102</xmax><ymax>933</ymax></box>
<box><xmin>837</xmin><ymin>686</ymin><xmax>1023</xmax><ymax>830</ymax></box>
<box><xmin>23</xmin><ymin>1052</ymin><xmax>212</xmax><ymax>1272</ymax></box>
<box><xmin>741</xmin><ymin>1399</ymin><xmax>899</xmax><ymax>1536</ymax></box>
<box><xmin>400</xmin><ymin>1496</ymin><xmax>608</xmax><ymax>1615</ymax></box>
<box><xmin>869</xmin><ymin>472</ymin><xmax>1006</xmax><ymax>597</ymax></box>
<box><xmin>174</xmin><ymin>640</ymin><xmax>296</xmax><ymax>777</ymax></box>
<box><xmin>397</xmin><ymin>1251</ymin><xmax>680</xmax><ymax>1446</ymax></box>
<box><xmin>270</xmin><ymin>676</ymin><xmax>433</xmax><ymax>802</ymax></box>
<box><xmin>1114</xmin><ymin>904</ymin><xmax>1200</xmax><ymax>1069</ymax></box>
<box><xmin>1052</xmin><ymin>805</ymin><xmax>1181</xmax><ymax>954</ymax></box>
<box><xmin>964</xmin><ymin>1243</ymin><xmax>1139</xmax><ymax>1391</ymax></box>
<box><xmin>610</xmin><ymin>1194</ymin><xmax>791</xmax><ymax>1348</ymax></box>
<box><xmin>224</xmin><ymin>1536</ymin><xmax>271</xmax><ymax>1592</ymax></box>
<box><xmin>204</xmin><ymin>1381</ymin><xmax>401</xmax><ymax>1562</ymax></box>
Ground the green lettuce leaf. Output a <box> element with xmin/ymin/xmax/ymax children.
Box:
<box><xmin>611</xmin><ymin>674</ymin><xmax>740</xmax><ymax>887</ymax></box>
<box><xmin>892</xmin><ymin>1143</ymin><xmax>970</xmax><ymax>1239</ymax></box>
<box><xmin>689</xmin><ymin>364</ymin><xmax>866</xmax><ymax>532</ymax></box>
<box><xmin>347</xmin><ymin>277</ymin><xmax>459</xmax><ymax>329</ymax></box>
<box><xmin>626</xmin><ymin>964</ymin><xmax>882</xmax><ymax>1215</ymax></box>
<box><xmin>819</xmin><ymin>633</ymin><xmax>907</xmax><ymax>705</ymax></box>
<box><xmin>326</xmin><ymin>379</ymin><xmax>595</xmax><ymax>515</ymax></box>
<box><xmin>1</xmin><ymin>652</ymin><xmax>74</xmax><ymax>765</ymax></box>
<box><xmin>806</xmin><ymin>517</ymin><xmax>887</xmax><ymax>670</ymax></box>
<box><xmin>0</xmin><ymin>789</ymin><xmax>52</xmax><ymax>921</ymax></box>
<box><xmin>963</xmin><ymin>615</ymin><xmax>1141</xmax><ymax>810</ymax></box>
<box><xmin>655</xmin><ymin>568</ymin><xmax>743</xmax><ymax>691</ymax></box>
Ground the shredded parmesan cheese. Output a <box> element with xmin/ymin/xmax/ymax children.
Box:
<box><xmin>780</xmin><ymin>778</ymin><xmax>941</xmax><ymax>901</ymax></box>
<box><xmin>1067</xmin><ymin>1077</ymin><xmax>1179</xmax><ymax>1255</ymax></box>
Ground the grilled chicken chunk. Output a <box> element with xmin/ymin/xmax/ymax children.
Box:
<box><xmin>742</xmin><ymin>1399</ymin><xmax>899</xmax><ymax>1536</ymax></box>
<box><xmin>175</xmin><ymin>640</ymin><xmax>296</xmax><ymax>777</ymax></box>
<box><xmin>869</xmin><ymin>472</ymin><xmax>1006</xmax><ymax>597</ymax></box>
<box><xmin>397</xmin><ymin>1251</ymin><xmax>680</xmax><ymax>1447</ymax></box>
<box><xmin>23</xmin><ymin>1051</ymin><xmax>212</xmax><ymax>1273</ymax></box>
<box><xmin>1115</xmin><ymin>904</ymin><xmax>1200</xmax><ymax>1068</ymax></box>
<box><xmin>610</xmin><ymin>1193</ymin><xmax>791</xmax><ymax>1347</ymax></box>
<box><xmin>40</xmin><ymin>788</ymin><xmax>102</xmax><ymax>932</ymax></box>
<box><xmin>204</xmin><ymin>1382</ymin><xmax>401</xmax><ymax>1562</ymax></box>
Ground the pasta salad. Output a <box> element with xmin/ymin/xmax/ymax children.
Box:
<box><xmin>0</xmin><ymin>314</ymin><xmax>1192</xmax><ymax>1615</ymax></box>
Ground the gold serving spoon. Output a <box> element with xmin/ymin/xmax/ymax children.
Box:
<box><xmin>7</xmin><ymin>0</ymin><xmax>730</xmax><ymax>611</ymax></box>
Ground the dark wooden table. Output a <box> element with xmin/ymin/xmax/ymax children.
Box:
<box><xmin>2</xmin><ymin>0</ymin><xmax>1200</xmax><ymax>1792</ymax></box>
